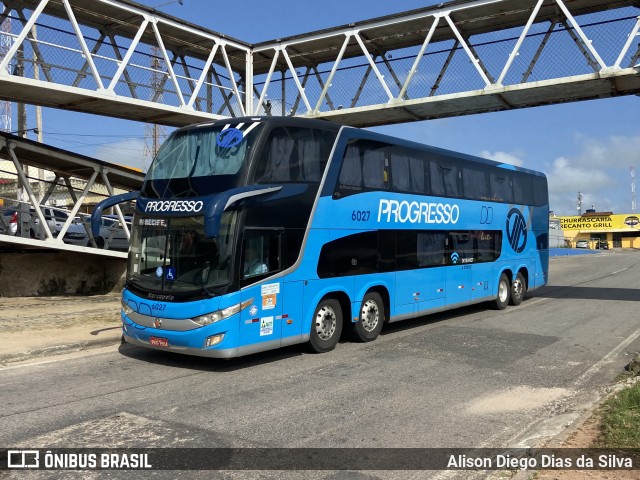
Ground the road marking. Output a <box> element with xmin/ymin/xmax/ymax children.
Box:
<box><xmin>494</xmin><ymin>324</ymin><xmax>640</xmax><ymax>450</ymax></box>
<box><xmin>574</xmin><ymin>324</ymin><xmax>640</xmax><ymax>387</ymax></box>
<box><xmin>611</xmin><ymin>266</ymin><xmax>631</xmax><ymax>275</ymax></box>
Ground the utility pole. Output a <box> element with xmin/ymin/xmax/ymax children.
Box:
<box><xmin>577</xmin><ymin>191</ymin><xmax>583</xmax><ymax>216</ymax></box>
<box><xmin>631</xmin><ymin>167</ymin><xmax>636</xmax><ymax>214</ymax></box>
<box><xmin>0</xmin><ymin>11</ymin><xmax>11</xmax><ymax>133</ymax></box>
<box><xmin>33</xmin><ymin>24</ymin><xmax>45</xmax><ymax>201</ymax></box>
<box><xmin>143</xmin><ymin>46</ymin><xmax>167</xmax><ymax>170</ymax></box>
<box><xmin>143</xmin><ymin>1</ymin><xmax>184</xmax><ymax>169</ymax></box>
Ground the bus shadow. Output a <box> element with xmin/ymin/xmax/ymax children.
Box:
<box><xmin>117</xmin><ymin>341</ymin><xmax>308</xmax><ymax>372</ymax></box>
<box><xmin>530</xmin><ymin>285</ymin><xmax>640</xmax><ymax>302</ymax></box>
<box><xmin>116</xmin><ymin>284</ymin><xmax>638</xmax><ymax>370</ymax></box>
<box><xmin>379</xmin><ymin>303</ymin><xmax>491</xmax><ymax>336</ymax></box>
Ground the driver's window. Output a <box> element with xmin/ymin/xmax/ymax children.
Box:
<box><xmin>241</xmin><ymin>230</ymin><xmax>281</xmax><ymax>281</ymax></box>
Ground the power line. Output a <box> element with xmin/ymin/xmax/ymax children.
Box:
<box><xmin>45</xmin><ymin>131</ymin><xmax>147</xmax><ymax>138</ymax></box>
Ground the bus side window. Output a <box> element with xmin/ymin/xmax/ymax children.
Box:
<box><xmin>390</xmin><ymin>146</ymin><xmax>427</xmax><ymax>194</ymax></box>
<box><xmin>490</xmin><ymin>172</ymin><xmax>514</xmax><ymax>203</ymax></box>
<box><xmin>338</xmin><ymin>144</ymin><xmax>363</xmax><ymax>188</ymax></box>
<box><xmin>513</xmin><ymin>171</ymin><xmax>535</xmax><ymax>205</ymax></box>
<box><xmin>449</xmin><ymin>232</ymin><xmax>475</xmax><ymax>263</ymax></box>
<box><xmin>257</xmin><ymin>129</ymin><xmax>295</xmax><ymax>183</ymax></box>
<box><xmin>476</xmin><ymin>230</ymin><xmax>501</xmax><ymax>262</ymax></box>
<box><xmin>417</xmin><ymin>232</ymin><xmax>447</xmax><ymax>267</ymax></box>
<box><xmin>462</xmin><ymin>164</ymin><xmax>490</xmax><ymax>201</ymax></box>
<box><xmin>362</xmin><ymin>145</ymin><xmax>387</xmax><ymax>190</ymax></box>
<box><xmin>429</xmin><ymin>154</ymin><xmax>463</xmax><ymax>198</ymax></box>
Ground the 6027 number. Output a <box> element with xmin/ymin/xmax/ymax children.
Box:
<box><xmin>351</xmin><ymin>210</ymin><xmax>370</xmax><ymax>221</ymax></box>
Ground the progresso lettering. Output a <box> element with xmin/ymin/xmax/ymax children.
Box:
<box><xmin>378</xmin><ymin>199</ymin><xmax>460</xmax><ymax>225</ymax></box>
<box><xmin>144</xmin><ymin>200</ymin><xmax>204</xmax><ymax>213</ymax></box>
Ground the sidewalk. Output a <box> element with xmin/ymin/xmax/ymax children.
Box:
<box><xmin>0</xmin><ymin>294</ymin><xmax>123</xmax><ymax>363</ymax></box>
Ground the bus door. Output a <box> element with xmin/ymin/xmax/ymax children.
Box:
<box><xmin>394</xmin><ymin>231</ymin><xmax>419</xmax><ymax>317</ymax></box>
<box><xmin>445</xmin><ymin>232</ymin><xmax>473</xmax><ymax>307</ymax></box>
<box><xmin>415</xmin><ymin>232</ymin><xmax>446</xmax><ymax>313</ymax></box>
<box><xmin>239</xmin><ymin>230</ymin><xmax>283</xmax><ymax>346</ymax></box>
<box><xmin>471</xmin><ymin>231</ymin><xmax>498</xmax><ymax>301</ymax></box>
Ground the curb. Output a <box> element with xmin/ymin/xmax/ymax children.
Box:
<box><xmin>0</xmin><ymin>335</ymin><xmax>123</xmax><ymax>365</ymax></box>
<box><xmin>507</xmin><ymin>377</ymin><xmax>640</xmax><ymax>480</ymax></box>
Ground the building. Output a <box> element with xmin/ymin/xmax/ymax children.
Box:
<box><xmin>557</xmin><ymin>211</ymin><xmax>640</xmax><ymax>248</ymax></box>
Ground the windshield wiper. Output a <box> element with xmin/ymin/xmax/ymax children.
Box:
<box><xmin>174</xmin><ymin>277</ymin><xmax>216</xmax><ymax>298</ymax></box>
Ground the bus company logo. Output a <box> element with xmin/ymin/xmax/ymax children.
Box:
<box><xmin>144</xmin><ymin>200</ymin><xmax>204</xmax><ymax>213</ymax></box>
<box><xmin>7</xmin><ymin>450</ymin><xmax>39</xmax><ymax>468</ymax></box>
<box><xmin>378</xmin><ymin>199</ymin><xmax>460</xmax><ymax>225</ymax></box>
<box><xmin>506</xmin><ymin>208</ymin><xmax>527</xmax><ymax>253</ymax></box>
<box><xmin>217</xmin><ymin>128</ymin><xmax>244</xmax><ymax>148</ymax></box>
<box><xmin>450</xmin><ymin>252</ymin><xmax>460</xmax><ymax>264</ymax></box>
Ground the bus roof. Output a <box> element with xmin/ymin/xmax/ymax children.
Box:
<box><xmin>180</xmin><ymin>116</ymin><xmax>545</xmax><ymax>179</ymax></box>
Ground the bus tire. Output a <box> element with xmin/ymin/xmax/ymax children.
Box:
<box><xmin>308</xmin><ymin>298</ymin><xmax>343</xmax><ymax>353</ymax></box>
<box><xmin>510</xmin><ymin>272</ymin><xmax>526</xmax><ymax>306</ymax></box>
<box><xmin>350</xmin><ymin>292</ymin><xmax>385</xmax><ymax>342</ymax></box>
<box><xmin>493</xmin><ymin>273</ymin><xmax>510</xmax><ymax>310</ymax></box>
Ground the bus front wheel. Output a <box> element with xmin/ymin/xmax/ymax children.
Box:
<box><xmin>308</xmin><ymin>298</ymin><xmax>343</xmax><ymax>353</ymax></box>
<box><xmin>510</xmin><ymin>272</ymin><xmax>526</xmax><ymax>306</ymax></box>
<box><xmin>350</xmin><ymin>292</ymin><xmax>384</xmax><ymax>342</ymax></box>
<box><xmin>493</xmin><ymin>273</ymin><xmax>510</xmax><ymax>310</ymax></box>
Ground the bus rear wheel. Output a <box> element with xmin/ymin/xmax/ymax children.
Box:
<box><xmin>493</xmin><ymin>273</ymin><xmax>510</xmax><ymax>310</ymax></box>
<box><xmin>308</xmin><ymin>298</ymin><xmax>343</xmax><ymax>353</ymax></box>
<box><xmin>510</xmin><ymin>272</ymin><xmax>526</xmax><ymax>306</ymax></box>
<box><xmin>350</xmin><ymin>292</ymin><xmax>384</xmax><ymax>342</ymax></box>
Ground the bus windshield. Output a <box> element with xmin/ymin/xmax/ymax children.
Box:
<box><xmin>143</xmin><ymin>123</ymin><xmax>264</xmax><ymax>197</ymax></box>
<box><xmin>128</xmin><ymin>212</ymin><xmax>238</xmax><ymax>296</ymax></box>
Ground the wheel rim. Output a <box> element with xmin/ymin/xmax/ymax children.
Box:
<box><xmin>512</xmin><ymin>277</ymin><xmax>523</xmax><ymax>298</ymax></box>
<box><xmin>315</xmin><ymin>305</ymin><xmax>337</xmax><ymax>340</ymax></box>
<box><xmin>498</xmin><ymin>280</ymin><xmax>509</xmax><ymax>303</ymax></box>
<box><xmin>360</xmin><ymin>299</ymin><xmax>379</xmax><ymax>332</ymax></box>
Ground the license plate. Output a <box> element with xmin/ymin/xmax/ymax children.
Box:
<box><xmin>150</xmin><ymin>337</ymin><xmax>169</xmax><ymax>347</ymax></box>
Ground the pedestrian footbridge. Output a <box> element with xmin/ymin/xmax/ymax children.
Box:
<box><xmin>0</xmin><ymin>0</ymin><xmax>638</xmax><ymax>127</ymax></box>
<box><xmin>0</xmin><ymin>131</ymin><xmax>143</xmax><ymax>258</ymax></box>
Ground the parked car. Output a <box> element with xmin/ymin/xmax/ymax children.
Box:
<box><xmin>88</xmin><ymin>215</ymin><xmax>131</xmax><ymax>251</ymax></box>
<box><xmin>594</xmin><ymin>240</ymin><xmax>609</xmax><ymax>250</ymax></box>
<box><xmin>3</xmin><ymin>205</ymin><xmax>84</xmax><ymax>241</ymax></box>
<box><xmin>575</xmin><ymin>240</ymin><xmax>589</xmax><ymax>248</ymax></box>
<box><xmin>62</xmin><ymin>222</ymin><xmax>89</xmax><ymax>246</ymax></box>
<box><xmin>0</xmin><ymin>208</ymin><xmax>18</xmax><ymax>236</ymax></box>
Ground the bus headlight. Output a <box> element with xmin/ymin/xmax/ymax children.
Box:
<box><xmin>192</xmin><ymin>299</ymin><xmax>254</xmax><ymax>327</ymax></box>
<box><xmin>121</xmin><ymin>299</ymin><xmax>135</xmax><ymax>316</ymax></box>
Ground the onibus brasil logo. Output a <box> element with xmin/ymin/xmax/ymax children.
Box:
<box><xmin>506</xmin><ymin>208</ymin><xmax>527</xmax><ymax>253</ymax></box>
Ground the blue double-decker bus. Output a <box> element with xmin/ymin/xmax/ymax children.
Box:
<box><xmin>97</xmin><ymin>116</ymin><xmax>548</xmax><ymax>358</ymax></box>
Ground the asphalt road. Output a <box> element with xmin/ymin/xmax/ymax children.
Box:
<box><xmin>1</xmin><ymin>251</ymin><xmax>640</xmax><ymax>479</ymax></box>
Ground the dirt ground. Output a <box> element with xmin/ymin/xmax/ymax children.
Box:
<box><xmin>0</xmin><ymin>294</ymin><xmax>122</xmax><ymax>360</ymax></box>
<box><xmin>0</xmin><ymin>294</ymin><xmax>120</xmax><ymax>332</ymax></box>
<box><xmin>534</xmin><ymin>387</ymin><xmax>640</xmax><ymax>480</ymax></box>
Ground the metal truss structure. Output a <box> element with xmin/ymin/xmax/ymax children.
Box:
<box><xmin>0</xmin><ymin>132</ymin><xmax>143</xmax><ymax>257</ymax></box>
<box><xmin>0</xmin><ymin>0</ymin><xmax>638</xmax><ymax>128</ymax></box>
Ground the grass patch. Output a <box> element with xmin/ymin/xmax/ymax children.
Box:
<box><xmin>594</xmin><ymin>380</ymin><xmax>640</xmax><ymax>448</ymax></box>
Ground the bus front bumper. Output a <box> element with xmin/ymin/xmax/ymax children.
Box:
<box><xmin>121</xmin><ymin>312</ymin><xmax>241</xmax><ymax>359</ymax></box>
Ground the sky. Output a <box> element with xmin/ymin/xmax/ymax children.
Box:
<box><xmin>14</xmin><ymin>0</ymin><xmax>640</xmax><ymax>216</ymax></box>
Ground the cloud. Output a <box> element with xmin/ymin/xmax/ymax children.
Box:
<box><xmin>573</xmin><ymin>133</ymin><xmax>640</xmax><ymax>170</ymax></box>
<box><xmin>545</xmin><ymin>134</ymin><xmax>640</xmax><ymax>215</ymax></box>
<box><xmin>479</xmin><ymin>150</ymin><xmax>525</xmax><ymax>167</ymax></box>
